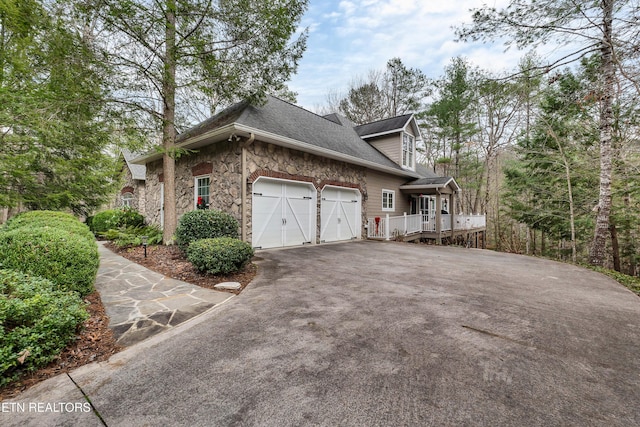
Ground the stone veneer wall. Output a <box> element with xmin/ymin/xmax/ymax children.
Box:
<box><xmin>143</xmin><ymin>139</ymin><xmax>368</xmax><ymax>244</ymax></box>
<box><xmin>144</xmin><ymin>141</ymin><xmax>242</xmax><ymax>227</ymax></box>
<box><xmin>246</xmin><ymin>141</ymin><xmax>367</xmax><ymax>244</ymax></box>
<box><xmin>112</xmin><ymin>166</ymin><xmax>145</xmax><ymax>216</ymax></box>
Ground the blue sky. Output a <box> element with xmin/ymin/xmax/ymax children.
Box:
<box><xmin>288</xmin><ymin>0</ymin><xmax>521</xmax><ymax>110</ymax></box>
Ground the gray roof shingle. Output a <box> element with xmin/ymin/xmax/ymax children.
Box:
<box><xmin>354</xmin><ymin>114</ymin><xmax>413</xmax><ymax>138</ymax></box>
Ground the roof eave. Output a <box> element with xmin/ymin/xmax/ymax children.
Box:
<box><xmin>232</xmin><ymin>124</ymin><xmax>419</xmax><ymax>178</ymax></box>
<box><xmin>131</xmin><ymin>122</ymin><xmax>420</xmax><ymax>179</ymax></box>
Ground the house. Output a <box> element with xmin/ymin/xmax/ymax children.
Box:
<box><xmin>114</xmin><ymin>150</ymin><xmax>147</xmax><ymax>215</ymax></box>
<box><xmin>132</xmin><ymin>95</ymin><xmax>485</xmax><ymax>249</ymax></box>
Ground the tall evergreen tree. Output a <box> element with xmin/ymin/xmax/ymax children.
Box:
<box><xmin>0</xmin><ymin>0</ymin><xmax>118</xmax><ymax>216</ymax></box>
<box><xmin>456</xmin><ymin>0</ymin><xmax>638</xmax><ymax>266</ymax></box>
<box><xmin>85</xmin><ymin>0</ymin><xmax>309</xmax><ymax>242</ymax></box>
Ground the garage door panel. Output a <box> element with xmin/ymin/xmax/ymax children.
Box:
<box><xmin>284</xmin><ymin>197</ymin><xmax>314</xmax><ymax>245</ymax></box>
<box><xmin>252</xmin><ymin>178</ymin><xmax>316</xmax><ymax>249</ymax></box>
<box><xmin>252</xmin><ymin>195</ymin><xmax>284</xmax><ymax>249</ymax></box>
<box><xmin>320</xmin><ymin>187</ymin><xmax>361</xmax><ymax>243</ymax></box>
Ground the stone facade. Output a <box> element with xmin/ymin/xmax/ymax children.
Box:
<box><xmin>246</xmin><ymin>140</ymin><xmax>367</xmax><ymax>244</ymax></box>
<box><xmin>112</xmin><ymin>165</ymin><xmax>146</xmax><ymax>216</ymax></box>
<box><xmin>143</xmin><ymin>138</ymin><xmax>368</xmax><ymax>244</ymax></box>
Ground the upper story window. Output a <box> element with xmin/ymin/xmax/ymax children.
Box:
<box><xmin>195</xmin><ymin>176</ymin><xmax>210</xmax><ymax>209</ymax></box>
<box><xmin>382</xmin><ymin>189</ymin><xmax>395</xmax><ymax>211</ymax></box>
<box><xmin>402</xmin><ymin>133</ymin><xmax>415</xmax><ymax>169</ymax></box>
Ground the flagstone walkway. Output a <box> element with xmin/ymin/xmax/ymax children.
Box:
<box><xmin>95</xmin><ymin>242</ymin><xmax>233</xmax><ymax>346</ymax></box>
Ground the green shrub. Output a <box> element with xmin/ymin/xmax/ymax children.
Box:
<box><xmin>175</xmin><ymin>210</ymin><xmax>239</xmax><ymax>251</ymax></box>
<box><xmin>90</xmin><ymin>207</ymin><xmax>144</xmax><ymax>234</ymax></box>
<box><xmin>0</xmin><ymin>226</ymin><xmax>99</xmax><ymax>296</ymax></box>
<box><xmin>0</xmin><ymin>269</ymin><xmax>88</xmax><ymax>387</ymax></box>
<box><xmin>105</xmin><ymin>225</ymin><xmax>163</xmax><ymax>248</ymax></box>
<box><xmin>186</xmin><ymin>237</ymin><xmax>254</xmax><ymax>275</ymax></box>
<box><xmin>3</xmin><ymin>210</ymin><xmax>94</xmax><ymax>242</ymax></box>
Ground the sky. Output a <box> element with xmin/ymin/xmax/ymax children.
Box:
<box><xmin>288</xmin><ymin>0</ymin><xmax>521</xmax><ymax>111</ymax></box>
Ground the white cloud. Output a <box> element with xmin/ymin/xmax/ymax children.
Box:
<box><xmin>290</xmin><ymin>0</ymin><xmax>522</xmax><ymax>109</ymax></box>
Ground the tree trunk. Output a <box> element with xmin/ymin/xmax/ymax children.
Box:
<box><xmin>162</xmin><ymin>0</ymin><xmax>177</xmax><ymax>244</ymax></box>
<box><xmin>589</xmin><ymin>0</ymin><xmax>615</xmax><ymax>266</ymax></box>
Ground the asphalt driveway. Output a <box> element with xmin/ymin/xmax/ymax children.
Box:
<box><xmin>4</xmin><ymin>241</ymin><xmax>640</xmax><ymax>426</ymax></box>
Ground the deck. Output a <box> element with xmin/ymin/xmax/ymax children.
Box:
<box><xmin>367</xmin><ymin>213</ymin><xmax>486</xmax><ymax>247</ymax></box>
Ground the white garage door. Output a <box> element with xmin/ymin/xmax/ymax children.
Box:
<box><xmin>320</xmin><ymin>186</ymin><xmax>361</xmax><ymax>243</ymax></box>
<box><xmin>252</xmin><ymin>178</ymin><xmax>316</xmax><ymax>249</ymax></box>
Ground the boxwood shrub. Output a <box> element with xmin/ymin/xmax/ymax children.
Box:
<box><xmin>0</xmin><ymin>226</ymin><xmax>99</xmax><ymax>296</ymax></box>
<box><xmin>0</xmin><ymin>269</ymin><xmax>88</xmax><ymax>387</ymax></box>
<box><xmin>3</xmin><ymin>210</ymin><xmax>94</xmax><ymax>241</ymax></box>
<box><xmin>175</xmin><ymin>210</ymin><xmax>239</xmax><ymax>251</ymax></box>
<box><xmin>90</xmin><ymin>207</ymin><xmax>145</xmax><ymax>234</ymax></box>
<box><xmin>186</xmin><ymin>237</ymin><xmax>254</xmax><ymax>275</ymax></box>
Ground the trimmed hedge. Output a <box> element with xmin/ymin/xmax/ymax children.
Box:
<box><xmin>3</xmin><ymin>210</ymin><xmax>94</xmax><ymax>241</ymax></box>
<box><xmin>175</xmin><ymin>210</ymin><xmax>239</xmax><ymax>251</ymax></box>
<box><xmin>0</xmin><ymin>269</ymin><xmax>88</xmax><ymax>387</ymax></box>
<box><xmin>0</xmin><ymin>226</ymin><xmax>99</xmax><ymax>296</ymax></box>
<box><xmin>187</xmin><ymin>237</ymin><xmax>254</xmax><ymax>275</ymax></box>
<box><xmin>90</xmin><ymin>207</ymin><xmax>145</xmax><ymax>234</ymax></box>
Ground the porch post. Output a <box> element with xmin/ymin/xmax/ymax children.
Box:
<box><xmin>450</xmin><ymin>192</ymin><xmax>456</xmax><ymax>240</ymax></box>
<box><xmin>385</xmin><ymin>214</ymin><xmax>390</xmax><ymax>241</ymax></box>
<box><xmin>435</xmin><ymin>192</ymin><xmax>442</xmax><ymax>244</ymax></box>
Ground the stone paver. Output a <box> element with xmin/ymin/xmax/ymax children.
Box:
<box><xmin>95</xmin><ymin>242</ymin><xmax>233</xmax><ymax>346</ymax></box>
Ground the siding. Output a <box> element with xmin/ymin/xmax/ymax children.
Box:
<box><xmin>366</xmin><ymin>169</ymin><xmax>410</xmax><ymax>218</ymax></box>
<box><xmin>367</xmin><ymin>135</ymin><xmax>401</xmax><ymax>165</ymax></box>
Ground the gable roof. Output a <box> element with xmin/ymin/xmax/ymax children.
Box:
<box><xmin>135</xmin><ymin>95</ymin><xmax>418</xmax><ymax>177</ymax></box>
<box><xmin>355</xmin><ymin>114</ymin><xmax>413</xmax><ymax>138</ymax></box>
<box><xmin>122</xmin><ymin>149</ymin><xmax>146</xmax><ymax>181</ymax></box>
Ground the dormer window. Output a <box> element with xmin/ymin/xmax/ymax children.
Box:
<box><xmin>402</xmin><ymin>133</ymin><xmax>415</xmax><ymax>169</ymax></box>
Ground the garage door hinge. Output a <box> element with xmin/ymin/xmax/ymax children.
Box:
<box><xmin>253</xmin><ymin>192</ymin><xmax>262</xmax><ymax>196</ymax></box>
<box><xmin>254</xmin><ymin>246</ymin><xmax>262</xmax><ymax>249</ymax></box>
<box><xmin>303</xmin><ymin>241</ymin><xmax>312</xmax><ymax>244</ymax></box>
<box><xmin>303</xmin><ymin>196</ymin><xmax>313</xmax><ymax>200</ymax></box>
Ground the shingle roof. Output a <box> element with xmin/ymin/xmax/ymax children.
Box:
<box><xmin>177</xmin><ymin>95</ymin><xmax>405</xmax><ymax>172</ymax></box>
<box><xmin>354</xmin><ymin>114</ymin><xmax>413</xmax><ymax>138</ymax></box>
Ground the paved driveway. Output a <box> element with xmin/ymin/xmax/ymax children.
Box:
<box><xmin>5</xmin><ymin>241</ymin><xmax>640</xmax><ymax>426</ymax></box>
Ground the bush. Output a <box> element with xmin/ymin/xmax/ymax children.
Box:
<box><xmin>187</xmin><ymin>237</ymin><xmax>254</xmax><ymax>275</ymax></box>
<box><xmin>175</xmin><ymin>210</ymin><xmax>239</xmax><ymax>251</ymax></box>
<box><xmin>90</xmin><ymin>207</ymin><xmax>145</xmax><ymax>234</ymax></box>
<box><xmin>104</xmin><ymin>225</ymin><xmax>163</xmax><ymax>248</ymax></box>
<box><xmin>3</xmin><ymin>210</ymin><xmax>94</xmax><ymax>242</ymax></box>
<box><xmin>0</xmin><ymin>226</ymin><xmax>99</xmax><ymax>296</ymax></box>
<box><xmin>0</xmin><ymin>269</ymin><xmax>88</xmax><ymax>387</ymax></box>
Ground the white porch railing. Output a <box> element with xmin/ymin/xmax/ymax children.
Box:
<box><xmin>368</xmin><ymin>213</ymin><xmax>486</xmax><ymax>239</ymax></box>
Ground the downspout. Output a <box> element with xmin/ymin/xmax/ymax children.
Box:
<box><xmin>241</xmin><ymin>133</ymin><xmax>255</xmax><ymax>242</ymax></box>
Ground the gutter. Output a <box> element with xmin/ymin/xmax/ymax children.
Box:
<box><xmin>133</xmin><ymin>123</ymin><xmax>420</xmax><ymax>179</ymax></box>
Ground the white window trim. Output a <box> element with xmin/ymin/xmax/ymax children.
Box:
<box><xmin>194</xmin><ymin>175</ymin><xmax>211</xmax><ymax>209</ymax></box>
<box><xmin>402</xmin><ymin>132</ymin><xmax>415</xmax><ymax>170</ymax></box>
<box><xmin>121</xmin><ymin>192</ymin><xmax>134</xmax><ymax>207</ymax></box>
<box><xmin>382</xmin><ymin>189</ymin><xmax>395</xmax><ymax>212</ymax></box>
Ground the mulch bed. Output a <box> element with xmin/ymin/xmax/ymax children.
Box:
<box><xmin>104</xmin><ymin>242</ymin><xmax>258</xmax><ymax>294</ymax></box>
<box><xmin>0</xmin><ymin>243</ymin><xmax>258</xmax><ymax>400</ymax></box>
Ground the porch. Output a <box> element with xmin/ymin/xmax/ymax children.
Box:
<box><xmin>366</xmin><ymin>213</ymin><xmax>486</xmax><ymax>247</ymax></box>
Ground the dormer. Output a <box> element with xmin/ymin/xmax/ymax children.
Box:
<box><xmin>355</xmin><ymin>114</ymin><xmax>420</xmax><ymax>171</ymax></box>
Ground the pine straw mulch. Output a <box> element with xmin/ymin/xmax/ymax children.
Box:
<box><xmin>0</xmin><ymin>243</ymin><xmax>257</xmax><ymax>400</ymax></box>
